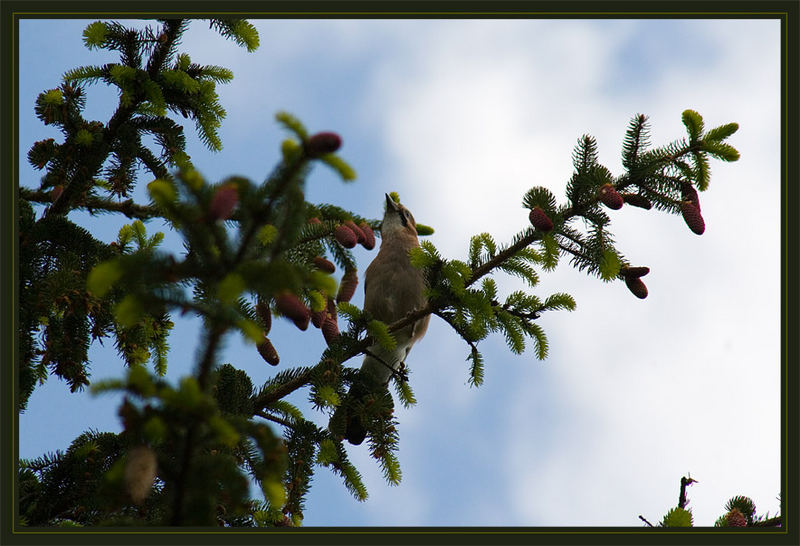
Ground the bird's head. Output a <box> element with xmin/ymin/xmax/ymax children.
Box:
<box><xmin>381</xmin><ymin>193</ymin><xmax>418</xmax><ymax>238</ymax></box>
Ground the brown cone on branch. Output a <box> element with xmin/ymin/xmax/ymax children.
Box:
<box><xmin>337</xmin><ymin>268</ymin><xmax>358</xmax><ymax>303</ymax></box>
<box><xmin>293</xmin><ymin>314</ymin><xmax>310</xmax><ymax>331</ymax></box>
<box><xmin>681</xmin><ymin>181</ymin><xmax>701</xmax><ymax>212</ymax></box>
<box><xmin>358</xmin><ymin>222</ymin><xmax>376</xmax><ymax>250</ymax></box>
<box><xmin>621</xmin><ymin>193</ymin><xmax>652</xmax><ymax>210</ymax></box>
<box><xmin>727</xmin><ymin>509</ymin><xmax>747</xmax><ymax>527</ymax></box>
<box><xmin>313</xmin><ymin>256</ymin><xmax>336</xmax><ymax>274</ymax></box>
<box><xmin>621</xmin><ymin>266</ymin><xmax>650</xmax><ymax>279</ymax></box>
<box><xmin>305</xmin><ymin>132</ymin><xmax>342</xmax><ymax>157</ymax></box>
<box><xmin>322</xmin><ymin>317</ymin><xmax>340</xmax><ymax>345</ymax></box>
<box><xmin>344</xmin><ymin>221</ymin><xmax>366</xmax><ymax>245</ymax></box>
<box><xmin>257</xmin><ymin>337</ymin><xmax>280</xmax><ymax>366</ymax></box>
<box><xmin>528</xmin><ymin>207</ymin><xmax>554</xmax><ymax>232</ymax></box>
<box><xmin>307</xmin><ymin>217</ymin><xmax>322</xmax><ymax>225</ymax></box>
<box><xmin>274</xmin><ymin>292</ymin><xmax>311</xmax><ymax>329</ymax></box>
<box><xmin>625</xmin><ymin>277</ymin><xmax>648</xmax><ymax>299</ymax></box>
<box><xmin>598</xmin><ymin>183</ymin><xmax>624</xmax><ymax>210</ymax></box>
<box><xmin>310</xmin><ymin>305</ymin><xmax>328</xmax><ymax>329</ymax></box>
<box><xmin>333</xmin><ymin>224</ymin><xmax>357</xmax><ymax>248</ymax></box>
<box><xmin>680</xmin><ymin>201</ymin><xmax>705</xmax><ymax>235</ymax></box>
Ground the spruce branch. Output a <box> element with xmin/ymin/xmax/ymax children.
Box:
<box><xmin>20</xmin><ymin>187</ymin><xmax>159</xmax><ymax>220</ymax></box>
<box><xmin>251</xmin><ymin>191</ymin><xmax>634</xmax><ymax>410</ymax></box>
<box><xmin>45</xmin><ymin>21</ymin><xmax>188</xmax><ymax>218</ymax></box>
<box><xmin>256</xmin><ymin>410</ymin><xmax>297</xmax><ymax>430</ymax></box>
<box><xmin>251</xmin><ymin>113</ymin><xmax>735</xmax><ymax>408</ymax></box>
<box><xmin>146</xmin><ymin>20</ymin><xmax>187</xmax><ymax>77</ymax></box>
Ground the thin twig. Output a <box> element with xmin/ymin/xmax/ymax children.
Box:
<box><xmin>678</xmin><ymin>475</ymin><xmax>697</xmax><ymax>509</ymax></box>
<box><xmin>639</xmin><ymin>515</ymin><xmax>654</xmax><ymax>527</ymax></box>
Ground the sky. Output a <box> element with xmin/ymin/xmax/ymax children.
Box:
<box><xmin>17</xmin><ymin>17</ymin><xmax>782</xmax><ymax>528</ymax></box>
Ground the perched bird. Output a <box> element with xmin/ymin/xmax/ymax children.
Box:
<box><xmin>331</xmin><ymin>194</ymin><xmax>430</xmax><ymax>445</ymax></box>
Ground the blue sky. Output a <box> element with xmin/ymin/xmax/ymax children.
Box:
<box><xmin>18</xmin><ymin>18</ymin><xmax>781</xmax><ymax>527</ymax></box>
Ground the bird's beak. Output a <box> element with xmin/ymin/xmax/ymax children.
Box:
<box><xmin>385</xmin><ymin>193</ymin><xmax>399</xmax><ymax>212</ymax></box>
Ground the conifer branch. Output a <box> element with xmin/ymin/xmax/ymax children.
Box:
<box><xmin>146</xmin><ymin>20</ymin><xmax>186</xmax><ymax>77</ymax></box>
<box><xmin>256</xmin><ymin>410</ymin><xmax>296</xmax><ymax>430</ymax></box>
<box><xmin>498</xmin><ymin>302</ymin><xmax>542</xmax><ymax>322</ymax></box>
<box><xmin>252</xmin><ymin>181</ymin><xmax>652</xmax><ymax>408</ymax></box>
<box><xmin>21</xmin><ymin>187</ymin><xmax>158</xmax><ymax>219</ymax></box>
<box><xmin>433</xmin><ymin>309</ymin><xmax>480</xmax><ymax>351</ymax></box>
<box><xmin>45</xmin><ymin>21</ymin><xmax>187</xmax><ymax>218</ymax></box>
<box><xmin>254</xmin><ymin>367</ymin><xmax>318</xmax><ymax>408</ymax></box>
<box><xmin>557</xmin><ymin>242</ymin><xmax>594</xmax><ymax>267</ymax></box>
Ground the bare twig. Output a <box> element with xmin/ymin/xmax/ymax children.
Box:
<box><xmin>679</xmin><ymin>475</ymin><xmax>698</xmax><ymax>509</ymax></box>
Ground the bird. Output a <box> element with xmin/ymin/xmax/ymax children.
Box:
<box><xmin>331</xmin><ymin>193</ymin><xmax>430</xmax><ymax>445</ymax></box>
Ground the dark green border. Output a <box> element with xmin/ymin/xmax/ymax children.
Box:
<box><xmin>1</xmin><ymin>1</ymin><xmax>797</xmax><ymax>545</ymax></box>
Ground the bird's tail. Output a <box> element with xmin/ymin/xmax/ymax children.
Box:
<box><xmin>329</xmin><ymin>350</ymin><xmax>401</xmax><ymax>445</ymax></box>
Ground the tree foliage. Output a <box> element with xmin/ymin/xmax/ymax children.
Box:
<box><xmin>639</xmin><ymin>476</ymin><xmax>781</xmax><ymax>528</ymax></box>
<box><xmin>19</xmin><ymin>19</ymin><xmax>744</xmax><ymax>527</ymax></box>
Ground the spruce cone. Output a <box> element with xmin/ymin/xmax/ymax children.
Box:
<box><xmin>528</xmin><ymin>207</ymin><xmax>554</xmax><ymax>232</ymax></box>
<box><xmin>305</xmin><ymin>132</ymin><xmax>342</xmax><ymax>156</ymax></box>
<box><xmin>359</xmin><ymin>221</ymin><xmax>376</xmax><ymax>250</ymax></box>
<box><xmin>274</xmin><ymin>292</ymin><xmax>310</xmax><ymax>327</ymax></box>
<box><xmin>337</xmin><ymin>268</ymin><xmax>359</xmax><ymax>303</ymax></box>
<box><xmin>598</xmin><ymin>183</ymin><xmax>624</xmax><ymax>210</ymax></box>
<box><xmin>727</xmin><ymin>509</ymin><xmax>747</xmax><ymax>527</ymax></box>
<box><xmin>313</xmin><ymin>256</ymin><xmax>336</xmax><ymax>274</ymax></box>
<box><xmin>621</xmin><ymin>193</ymin><xmax>652</xmax><ymax>210</ymax></box>
<box><xmin>326</xmin><ymin>296</ymin><xmax>337</xmax><ymax>318</ymax></box>
<box><xmin>621</xmin><ymin>266</ymin><xmax>650</xmax><ymax>279</ymax></box>
<box><xmin>311</xmin><ymin>308</ymin><xmax>327</xmax><ymax>329</ymax></box>
<box><xmin>255</xmin><ymin>300</ymin><xmax>272</xmax><ymax>334</ymax></box>
<box><xmin>333</xmin><ymin>224</ymin><xmax>357</xmax><ymax>248</ymax></box>
<box><xmin>294</xmin><ymin>315</ymin><xmax>310</xmax><ymax>331</ymax></box>
<box><xmin>680</xmin><ymin>201</ymin><xmax>705</xmax><ymax>235</ymax></box>
<box><xmin>209</xmin><ymin>184</ymin><xmax>238</xmax><ymax>221</ymax></box>
<box><xmin>307</xmin><ymin>217</ymin><xmax>322</xmax><ymax>225</ymax></box>
<box><xmin>625</xmin><ymin>277</ymin><xmax>648</xmax><ymax>299</ymax></box>
<box><xmin>322</xmin><ymin>317</ymin><xmax>340</xmax><ymax>345</ymax></box>
<box><xmin>344</xmin><ymin>220</ymin><xmax>366</xmax><ymax>245</ymax></box>
<box><xmin>124</xmin><ymin>446</ymin><xmax>157</xmax><ymax>505</ymax></box>
<box><xmin>257</xmin><ymin>337</ymin><xmax>280</xmax><ymax>366</ymax></box>
<box><xmin>681</xmin><ymin>181</ymin><xmax>701</xmax><ymax>212</ymax></box>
